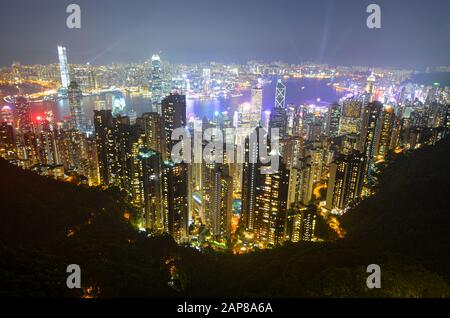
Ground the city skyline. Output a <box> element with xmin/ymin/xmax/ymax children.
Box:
<box><xmin>1</xmin><ymin>0</ymin><xmax>450</xmax><ymax>301</ymax></box>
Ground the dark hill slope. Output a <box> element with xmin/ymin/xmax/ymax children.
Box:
<box><xmin>1</xmin><ymin>138</ymin><xmax>450</xmax><ymax>297</ymax></box>
<box><xmin>342</xmin><ymin>137</ymin><xmax>450</xmax><ymax>280</ymax></box>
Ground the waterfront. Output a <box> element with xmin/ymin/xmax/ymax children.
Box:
<box><xmin>6</xmin><ymin>78</ymin><xmax>346</xmax><ymax>123</ymax></box>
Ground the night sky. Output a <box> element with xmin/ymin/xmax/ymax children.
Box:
<box><xmin>1</xmin><ymin>0</ymin><xmax>450</xmax><ymax>68</ymax></box>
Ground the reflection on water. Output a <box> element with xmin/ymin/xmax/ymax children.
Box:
<box><xmin>28</xmin><ymin>78</ymin><xmax>345</xmax><ymax>122</ymax></box>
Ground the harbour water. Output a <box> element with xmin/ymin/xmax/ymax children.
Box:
<box><xmin>8</xmin><ymin>78</ymin><xmax>346</xmax><ymax>123</ymax></box>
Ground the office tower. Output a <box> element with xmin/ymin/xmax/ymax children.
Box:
<box><xmin>254</xmin><ymin>157</ymin><xmax>290</xmax><ymax>246</ymax></box>
<box><xmin>326</xmin><ymin>102</ymin><xmax>341</xmax><ymax>138</ymax></box>
<box><xmin>151</xmin><ymin>54</ymin><xmax>163</xmax><ymax>114</ymax></box>
<box><xmin>287</xmin><ymin>104</ymin><xmax>303</xmax><ymax>137</ymax></box>
<box><xmin>202</xmin><ymin>68</ymin><xmax>211</xmax><ymax>94</ymax></box>
<box><xmin>137</xmin><ymin>148</ymin><xmax>163</xmax><ymax>230</ymax></box>
<box><xmin>249</xmin><ymin>86</ymin><xmax>263</xmax><ymax>126</ymax></box>
<box><xmin>57</xmin><ymin>46</ymin><xmax>70</xmax><ymax>88</ymax></box>
<box><xmin>366</xmin><ymin>72</ymin><xmax>376</xmax><ymax>103</ymax></box>
<box><xmin>112</xmin><ymin>92</ymin><xmax>126</xmax><ymax>117</ymax></box>
<box><xmin>325</xmin><ymin>152</ymin><xmax>365</xmax><ymax>212</ymax></box>
<box><xmin>275</xmin><ymin>79</ymin><xmax>286</xmax><ymax>109</ymax></box>
<box><xmin>270</xmin><ymin>80</ymin><xmax>288</xmax><ymax>138</ymax></box>
<box><xmin>162</xmin><ymin>161</ymin><xmax>189</xmax><ymax>243</ymax></box>
<box><xmin>339</xmin><ymin>100</ymin><xmax>362</xmax><ymax>135</ymax></box>
<box><xmin>375</xmin><ymin>106</ymin><xmax>395</xmax><ymax>160</ymax></box>
<box><xmin>1</xmin><ymin>106</ymin><xmax>14</xmax><ymax>125</ymax></box>
<box><xmin>161</xmin><ymin>93</ymin><xmax>187</xmax><ymax>161</ymax></box>
<box><xmin>14</xmin><ymin>97</ymin><xmax>32</xmax><ymax>133</ymax></box>
<box><xmin>285</xmin><ymin>206</ymin><xmax>317</xmax><ymax>242</ymax></box>
<box><xmin>68</xmin><ymin>81</ymin><xmax>85</xmax><ymax>132</ymax></box>
<box><xmin>360</xmin><ymin>101</ymin><xmax>383</xmax><ymax>181</ymax></box>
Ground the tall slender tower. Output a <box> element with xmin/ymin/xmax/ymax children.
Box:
<box><xmin>57</xmin><ymin>46</ymin><xmax>70</xmax><ymax>88</ymax></box>
<box><xmin>270</xmin><ymin>79</ymin><xmax>288</xmax><ymax>138</ymax></box>
<box><xmin>326</xmin><ymin>102</ymin><xmax>341</xmax><ymax>138</ymax></box>
<box><xmin>68</xmin><ymin>81</ymin><xmax>85</xmax><ymax>132</ymax></box>
<box><xmin>366</xmin><ymin>72</ymin><xmax>376</xmax><ymax>103</ymax></box>
<box><xmin>275</xmin><ymin>79</ymin><xmax>286</xmax><ymax>110</ymax></box>
<box><xmin>151</xmin><ymin>54</ymin><xmax>163</xmax><ymax>114</ymax></box>
<box><xmin>250</xmin><ymin>86</ymin><xmax>263</xmax><ymax>127</ymax></box>
<box><xmin>161</xmin><ymin>93</ymin><xmax>187</xmax><ymax>162</ymax></box>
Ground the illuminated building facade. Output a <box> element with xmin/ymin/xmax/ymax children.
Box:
<box><xmin>57</xmin><ymin>46</ymin><xmax>70</xmax><ymax>88</ymax></box>
<box><xmin>162</xmin><ymin>161</ymin><xmax>189</xmax><ymax>243</ymax></box>
<box><xmin>326</xmin><ymin>152</ymin><xmax>365</xmax><ymax>211</ymax></box>
<box><xmin>270</xmin><ymin>80</ymin><xmax>288</xmax><ymax>138</ymax></box>
<box><xmin>161</xmin><ymin>93</ymin><xmax>187</xmax><ymax>161</ymax></box>
<box><xmin>254</xmin><ymin>158</ymin><xmax>289</xmax><ymax>246</ymax></box>
<box><xmin>327</xmin><ymin>102</ymin><xmax>341</xmax><ymax>138</ymax></box>
<box><xmin>151</xmin><ymin>54</ymin><xmax>163</xmax><ymax>114</ymax></box>
<box><xmin>68</xmin><ymin>81</ymin><xmax>86</xmax><ymax>133</ymax></box>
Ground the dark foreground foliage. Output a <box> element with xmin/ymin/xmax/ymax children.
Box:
<box><xmin>1</xmin><ymin>138</ymin><xmax>450</xmax><ymax>297</ymax></box>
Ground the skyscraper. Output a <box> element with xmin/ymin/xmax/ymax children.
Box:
<box><xmin>202</xmin><ymin>68</ymin><xmax>211</xmax><ymax>94</ymax></box>
<box><xmin>140</xmin><ymin>112</ymin><xmax>163</xmax><ymax>154</ymax></box>
<box><xmin>366</xmin><ymin>72</ymin><xmax>376</xmax><ymax>103</ymax></box>
<box><xmin>137</xmin><ymin>148</ymin><xmax>163</xmax><ymax>230</ymax></box>
<box><xmin>249</xmin><ymin>86</ymin><xmax>263</xmax><ymax>127</ymax></box>
<box><xmin>360</xmin><ymin>101</ymin><xmax>383</xmax><ymax>182</ymax></box>
<box><xmin>57</xmin><ymin>46</ymin><xmax>70</xmax><ymax>88</ymax></box>
<box><xmin>326</xmin><ymin>102</ymin><xmax>341</xmax><ymax>138</ymax></box>
<box><xmin>151</xmin><ymin>54</ymin><xmax>163</xmax><ymax>114</ymax></box>
<box><xmin>339</xmin><ymin>100</ymin><xmax>362</xmax><ymax>136</ymax></box>
<box><xmin>275</xmin><ymin>79</ymin><xmax>286</xmax><ymax>110</ymax></box>
<box><xmin>241</xmin><ymin>129</ymin><xmax>262</xmax><ymax>232</ymax></box>
<box><xmin>161</xmin><ymin>93</ymin><xmax>187</xmax><ymax>161</ymax></box>
<box><xmin>94</xmin><ymin>109</ymin><xmax>115</xmax><ymax>185</ymax></box>
<box><xmin>162</xmin><ymin>161</ymin><xmax>189</xmax><ymax>243</ymax></box>
<box><xmin>270</xmin><ymin>79</ymin><xmax>288</xmax><ymax>138</ymax></box>
<box><xmin>326</xmin><ymin>152</ymin><xmax>365</xmax><ymax>212</ymax></box>
<box><xmin>254</xmin><ymin>156</ymin><xmax>289</xmax><ymax>247</ymax></box>
<box><xmin>68</xmin><ymin>81</ymin><xmax>85</xmax><ymax>133</ymax></box>
<box><xmin>203</xmin><ymin>164</ymin><xmax>233</xmax><ymax>242</ymax></box>
<box><xmin>375</xmin><ymin>106</ymin><xmax>395</xmax><ymax>160</ymax></box>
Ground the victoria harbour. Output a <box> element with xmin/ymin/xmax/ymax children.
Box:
<box><xmin>0</xmin><ymin>0</ymin><xmax>450</xmax><ymax>302</ymax></box>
